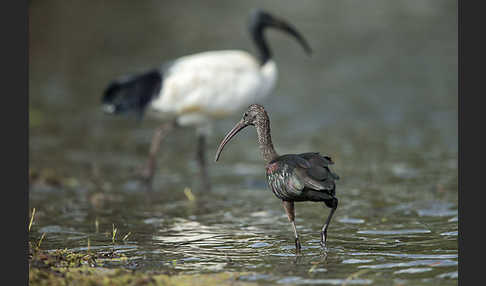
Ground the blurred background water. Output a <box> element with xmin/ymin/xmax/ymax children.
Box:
<box><xmin>29</xmin><ymin>0</ymin><xmax>457</xmax><ymax>285</ymax></box>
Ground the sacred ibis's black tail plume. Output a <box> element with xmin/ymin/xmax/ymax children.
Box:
<box><xmin>102</xmin><ymin>69</ymin><xmax>163</xmax><ymax>117</ymax></box>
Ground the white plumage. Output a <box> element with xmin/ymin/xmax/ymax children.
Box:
<box><xmin>151</xmin><ymin>50</ymin><xmax>277</xmax><ymax>132</ymax></box>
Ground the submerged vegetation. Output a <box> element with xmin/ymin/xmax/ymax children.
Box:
<box><xmin>29</xmin><ymin>247</ymin><xmax>252</xmax><ymax>286</ymax></box>
<box><xmin>29</xmin><ymin>207</ymin><xmax>252</xmax><ymax>286</ymax></box>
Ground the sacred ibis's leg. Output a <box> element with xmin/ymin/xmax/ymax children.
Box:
<box><xmin>196</xmin><ymin>133</ymin><xmax>211</xmax><ymax>191</ymax></box>
<box><xmin>140</xmin><ymin>120</ymin><xmax>177</xmax><ymax>189</ymax></box>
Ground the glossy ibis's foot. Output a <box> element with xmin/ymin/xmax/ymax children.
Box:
<box><xmin>295</xmin><ymin>237</ymin><xmax>302</xmax><ymax>252</ymax></box>
<box><xmin>320</xmin><ymin>201</ymin><xmax>337</xmax><ymax>249</ymax></box>
<box><xmin>320</xmin><ymin>239</ymin><xmax>326</xmax><ymax>249</ymax></box>
<box><xmin>320</xmin><ymin>225</ymin><xmax>328</xmax><ymax>249</ymax></box>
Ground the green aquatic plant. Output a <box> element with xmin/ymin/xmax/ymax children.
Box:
<box><xmin>28</xmin><ymin>208</ymin><xmax>35</xmax><ymax>232</ymax></box>
<box><xmin>112</xmin><ymin>224</ymin><xmax>117</xmax><ymax>245</ymax></box>
<box><xmin>183</xmin><ymin>187</ymin><xmax>196</xmax><ymax>202</ymax></box>
<box><xmin>122</xmin><ymin>232</ymin><xmax>132</xmax><ymax>241</ymax></box>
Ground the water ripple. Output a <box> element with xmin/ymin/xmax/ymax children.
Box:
<box><xmin>357</xmin><ymin>229</ymin><xmax>431</xmax><ymax>235</ymax></box>
<box><xmin>359</xmin><ymin>259</ymin><xmax>457</xmax><ymax>269</ymax></box>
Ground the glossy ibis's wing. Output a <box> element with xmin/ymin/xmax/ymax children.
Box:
<box><xmin>293</xmin><ymin>167</ymin><xmax>335</xmax><ymax>191</ymax></box>
<box><xmin>298</xmin><ymin>152</ymin><xmax>340</xmax><ymax>181</ymax></box>
<box><xmin>267</xmin><ymin>153</ymin><xmax>339</xmax><ymax>200</ymax></box>
<box><xmin>299</xmin><ymin>152</ymin><xmax>334</xmax><ymax>165</ymax></box>
<box><xmin>285</xmin><ymin>153</ymin><xmax>339</xmax><ymax>192</ymax></box>
<box><xmin>266</xmin><ymin>161</ymin><xmax>306</xmax><ymax>200</ymax></box>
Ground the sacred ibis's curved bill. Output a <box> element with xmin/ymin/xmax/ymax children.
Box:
<box><xmin>101</xmin><ymin>9</ymin><xmax>312</xmax><ymax>190</ymax></box>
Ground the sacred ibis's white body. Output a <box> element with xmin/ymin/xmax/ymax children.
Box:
<box><xmin>151</xmin><ymin>50</ymin><xmax>277</xmax><ymax>132</ymax></box>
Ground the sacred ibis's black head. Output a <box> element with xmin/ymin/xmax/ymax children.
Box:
<box><xmin>249</xmin><ymin>9</ymin><xmax>312</xmax><ymax>64</ymax></box>
<box><xmin>215</xmin><ymin>104</ymin><xmax>269</xmax><ymax>162</ymax></box>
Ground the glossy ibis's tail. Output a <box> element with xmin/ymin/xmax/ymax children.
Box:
<box><xmin>102</xmin><ymin>69</ymin><xmax>163</xmax><ymax>117</ymax></box>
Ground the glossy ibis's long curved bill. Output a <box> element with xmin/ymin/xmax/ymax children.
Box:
<box><xmin>270</xmin><ymin>17</ymin><xmax>312</xmax><ymax>55</ymax></box>
<box><xmin>214</xmin><ymin>120</ymin><xmax>249</xmax><ymax>162</ymax></box>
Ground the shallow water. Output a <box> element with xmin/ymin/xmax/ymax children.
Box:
<box><xmin>29</xmin><ymin>1</ymin><xmax>457</xmax><ymax>285</ymax></box>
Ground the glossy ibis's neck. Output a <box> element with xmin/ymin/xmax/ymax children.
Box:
<box><xmin>252</xmin><ymin>27</ymin><xmax>271</xmax><ymax>65</ymax></box>
<box><xmin>255</xmin><ymin>112</ymin><xmax>278</xmax><ymax>163</ymax></box>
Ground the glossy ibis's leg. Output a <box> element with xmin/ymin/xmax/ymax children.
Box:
<box><xmin>140</xmin><ymin>120</ymin><xmax>177</xmax><ymax>189</ymax></box>
<box><xmin>320</xmin><ymin>198</ymin><xmax>338</xmax><ymax>248</ymax></box>
<box><xmin>196</xmin><ymin>133</ymin><xmax>211</xmax><ymax>191</ymax></box>
<box><xmin>282</xmin><ymin>201</ymin><xmax>301</xmax><ymax>252</ymax></box>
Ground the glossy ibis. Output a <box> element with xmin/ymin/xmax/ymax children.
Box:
<box><xmin>101</xmin><ymin>9</ymin><xmax>312</xmax><ymax>190</ymax></box>
<box><xmin>215</xmin><ymin>104</ymin><xmax>339</xmax><ymax>251</ymax></box>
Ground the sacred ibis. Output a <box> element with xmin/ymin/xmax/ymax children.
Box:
<box><xmin>102</xmin><ymin>9</ymin><xmax>312</xmax><ymax>190</ymax></box>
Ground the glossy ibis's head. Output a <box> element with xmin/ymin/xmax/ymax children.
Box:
<box><xmin>249</xmin><ymin>9</ymin><xmax>312</xmax><ymax>55</ymax></box>
<box><xmin>215</xmin><ymin>104</ymin><xmax>268</xmax><ymax>162</ymax></box>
